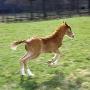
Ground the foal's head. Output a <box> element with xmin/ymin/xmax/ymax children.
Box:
<box><xmin>63</xmin><ymin>22</ymin><xmax>74</xmax><ymax>38</ymax></box>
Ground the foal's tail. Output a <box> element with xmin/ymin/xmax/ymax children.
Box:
<box><xmin>11</xmin><ymin>40</ymin><xmax>26</xmax><ymax>50</ymax></box>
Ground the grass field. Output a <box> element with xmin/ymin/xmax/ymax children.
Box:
<box><xmin>0</xmin><ymin>16</ymin><xmax>90</xmax><ymax>90</ymax></box>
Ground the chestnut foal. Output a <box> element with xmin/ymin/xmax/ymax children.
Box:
<box><xmin>11</xmin><ymin>22</ymin><xmax>74</xmax><ymax>77</ymax></box>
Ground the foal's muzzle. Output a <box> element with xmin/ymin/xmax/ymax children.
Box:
<box><xmin>71</xmin><ymin>32</ymin><xmax>75</xmax><ymax>39</ymax></box>
<box><xmin>72</xmin><ymin>34</ymin><xmax>74</xmax><ymax>38</ymax></box>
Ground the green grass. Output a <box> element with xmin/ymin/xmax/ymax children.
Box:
<box><xmin>0</xmin><ymin>16</ymin><xmax>90</xmax><ymax>90</ymax></box>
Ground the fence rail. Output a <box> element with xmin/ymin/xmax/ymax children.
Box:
<box><xmin>0</xmin><ymin>0</ymin><xmax>90</xmax><ymax>22</ymax></box>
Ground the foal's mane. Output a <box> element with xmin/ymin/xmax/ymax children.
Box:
<box><xmin>48</xmin><ymin>23</ymin><xmax>67</xmax><ymax>38</ymax></box>
<box><xmin>41</xmin><ymin>22</ymin><xmax>69</xmax><ymax>41</ymax></box>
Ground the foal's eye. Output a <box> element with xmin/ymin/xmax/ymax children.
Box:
<box><xmin>68</xmin><ymin>28</ymin><xmax>71</xmax><ymax>32</ymax></box>
<box><xmin>69</xmin><ymin>29</ymin><xmax>71</xmax><ymax>32</ymax></box>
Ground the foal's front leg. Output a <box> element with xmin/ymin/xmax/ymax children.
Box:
<box><xmin>48</xmin><ymin>51</ymin><xmax>60</xmax><ymax>66</ymax></box>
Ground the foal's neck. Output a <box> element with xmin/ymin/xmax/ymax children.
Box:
<box><xmin>52</xmin><ymin>25</ymin><xmax>67</xmax><ymax>45</ymax></box>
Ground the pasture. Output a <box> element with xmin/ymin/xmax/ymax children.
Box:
<box><xmin>0</xmin><ymin>16</ymin><xmax>90</xmax><ymax>90</ymax></box>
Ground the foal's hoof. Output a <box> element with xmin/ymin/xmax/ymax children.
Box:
<box><xmin>20</xmin><ymin>75</ymin><xmax>24</xmax><ymax>81</ymax></box>
<box><xmin>47</xmin><ymin>60</ymin><xmax>52</xmax><ymax>64</ymax></box>
<box><xmin>48</xmin><ymin>62</ymin><xmax>59</xmax><ymax>67</ymax></box>
<box><xmin>28</xmin><ymin>74</ymin><xmax>35</xmax><ymax>77</ymax></box>
<box><xmin>48</xmin><ymin>60</ymin><xmax>54</xmax><ymax>66</ymax></box>
<box><xmin>27</xmin><ymin>74</ymin><xmax>35</xmax><ymax>79</ymax></box>
<box><xmin>27</xmin><ymin>76</ymin><xmax>33</xmax><ymax>79</ymax></box>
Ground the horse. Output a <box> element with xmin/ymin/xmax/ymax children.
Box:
<box><xmin>11</xmin><ymin>22</ymin><xmax>74</xmax><ymax>77</ymax></box>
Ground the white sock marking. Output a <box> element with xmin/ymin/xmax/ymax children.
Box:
<box><xmin>20</xmin><ymin>67</ymin><xmax>26</xmax><ymax>75</ymax></box>
<box><xmin>27</xmin><ymin>68</ymin><xmax>34</xmax><ymax>76</ymax></box>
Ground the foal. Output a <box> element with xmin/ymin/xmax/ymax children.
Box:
<box><xmin>11</xmin><ymin>22</ymin><xmax>74</xmax><ymax>77</ymax></box>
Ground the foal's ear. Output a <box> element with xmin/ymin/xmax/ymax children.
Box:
<box><xmin>63</xmin><ymin>21</ymin><xmax>68</xmax><ymax>27</ymax></box>
<box><xmin>65</xmin><ymin>22</ymin><xmax>67</xmax><ymax>25</ymax></box>
<box><xmin>63</xmin><ymin>21</ymin><xmax>67</xmax><ymax>25</ymax></box>
<box><xmin>63</xmin><ymin>21</ymin><xmax>65</xmax><ymax>23</ymax></box>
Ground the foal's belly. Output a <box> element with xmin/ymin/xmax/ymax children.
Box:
<box><xmin>41</xmin><ymin>41</ymin><xmax>58</xmax><ymax>53</ymax></box>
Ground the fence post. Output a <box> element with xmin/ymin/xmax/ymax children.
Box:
<box><xmin>88</xmin><ymin>0</ymin><xmax>90</xmax><ymax>14</ymax></box>
<box><xmin>30</xmin><ymin>0</ymin><xmax>33</xmax><ymax>20</ymax></box>
<box><xmin>28</xmin><ymin>0</ymin><xmax>34</xmax><ymax>20</ymax></box>
<box><xmin>76</xmin><ymin>0</ymin><xmax>79</xmax><ymax>14</ymax></box>
<box><xmin>42</xmin><ymin>0</ymin><xmax>47</xmax><ymax>18</ymax></box>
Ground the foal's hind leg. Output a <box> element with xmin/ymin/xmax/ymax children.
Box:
<box><xmin>20</xmin><ymin>53</ymin><xmax>31</xmax><ymax>76</ymax></box>
<box><xmin>20</xmin><ymin>52</ymin><xmax>37</xmax><ymax>77</ymax></box>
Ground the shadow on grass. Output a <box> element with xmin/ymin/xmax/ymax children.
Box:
<box><xmin>19</xmin><ymin>72</ymin><xmax>82</xmax><ymax>90</ymax></box>
<box><xmin>40</xmin><ymin>72</ymin><xmax>82</xmax><ymax>90</ymax></box>
<box><xmin>19</xmin><ymin>78</ymin><xmax>38</xmax><ymax>90</ymax></box>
